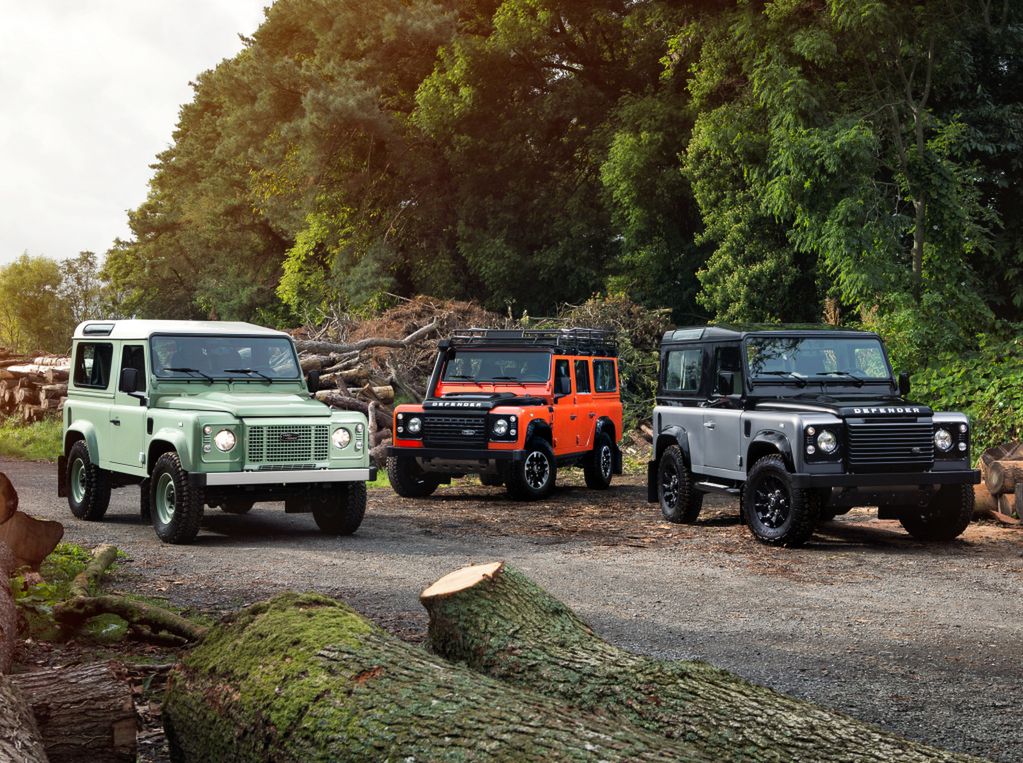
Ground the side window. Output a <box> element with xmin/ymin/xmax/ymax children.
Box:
<box><xmin>73</xmin><ymin>343</ymin><xmax>114</xmax><ymax>390</ymax></box>
<box><xmin>121</xmin><ymin>345</ymin><xmax>147</xmax><ymax>392</ymax></box>
<box><xmin>712</xmin><ymin>345</ymin><xmax>743</xmax><ymax>395</ymax></box>
<box><xmin>593</xmin><ymin>359</ymin><xmax>617</xmax><ymax>393</ymax></box>
<box><xmin>663</xmin><ymin>348</ymin><xmax>703</xmax><ymax>394</ymax></box>
<box><xmin>554</xmin><ymin>359</ymin><xmax>571</xmax><ymax>394</ymax></box>
<box><xmin>574</xmin><ymin>360</ymin><xmax>591</xmax><ymax>394</ymax></box>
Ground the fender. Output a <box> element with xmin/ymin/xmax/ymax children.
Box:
<box><xmin>525</xmin><ymin>418</ymin><xmax>553</xmax><ymax>445</ymax></box>
<box><xmin>748</xmin><ymin>430</ymin><xmax>794</xmax><ymax>471</ymax></box>
<box><xmin>649</xmin><ymin>425</ymin><xmax>692</xmax><ymax>503</ymax></box>
<box><xmin>149</xmin><ymin>429</ymin><xmax>195</xmax><ymax>472</ymax></box>
<box><xmin>64</xmin><ymin>420</ymin><xmax>100</xmax><ymax>458</ymax></box>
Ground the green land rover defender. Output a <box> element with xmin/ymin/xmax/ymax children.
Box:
<box><xmin>58</xmin><ymin>320</ymin><xmax>375</xmax><ymax>544</ymax></box>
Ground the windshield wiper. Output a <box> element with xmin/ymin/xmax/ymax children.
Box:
<box><xmin>755</xmin><ymin>371</ymin><xmax>807</xmax><ymax>387</ymax></box>
<box><xmin>445</xmin><ymin>374</ymin><xmax>478</xmax><ymax>380</ymax></box>
<box><xmin>487</xmin><ymin>376</ymin><xmax>520</xmax><ymax>380</ymax></box>
<box><xmin>819</xmin><ymin>370</ymin><xmax>865</xmax><ymax>387</ymax></box>
<box><xmin>164</xmin><ymin>367</ymin><xmax>213</xmax><ymax>383</ymax></box>
<box><xmin>223</xmin><ymin>368</ymin><xmax>273</xmax><ymax>382</ymax></box>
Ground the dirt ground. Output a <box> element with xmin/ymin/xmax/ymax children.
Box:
<box><xmin>5</xmin><ymin>457</ymin><xmax>1022</xmax><ymax>761</ymax></box>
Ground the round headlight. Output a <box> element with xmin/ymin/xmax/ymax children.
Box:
<box><xmin>934</xmin><ymin>428</ymin><xmax>953</xmax><ymax>451</ymax></box>
<box><xmin>407</xmin><ymin>417</ymin><xmax>422</xmax><ymax>434</ymax></box>
<box><xmin>492</xmin><ymin>418</ymin><xmax>509</xmax><ymax>436</ymax></box>
<box><xmin>213</xmin><ymin>429</ymin><xmax>236</xmax><ymax>452</ymax></box>
<box><xmin>816</xmin><ymin>429</ymin><xmax>838</xmax><ymax>454</ymax></box>
<box><xmin>332</xmin><ymin>428</ymin><xmax>351</xmax><ymax>449</ymax></box>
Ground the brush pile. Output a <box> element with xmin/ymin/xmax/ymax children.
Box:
<box><xmin>0</xmin><ymin>350</ymin><xmax>69</xmax><ymax>423</ymax></box>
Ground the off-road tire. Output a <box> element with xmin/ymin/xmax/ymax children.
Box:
<box><xmin>66</xmin><ymin>440</ymin><xmax>111</xmax><ymax>520</ymax></box>
<box><xmin>220</xmin><ymin>499</ymin><xmax>255</xmax><ymax>515</ymax></box>
<box><xmin>506</xmin><ymin>438</ymin><xmax>557</xmax><ymax>500</ymax></box>
<box><xmin>312</xmin><ymin>483</ymin><xmax>367</xmax><ymax>535</ymax></box>
<box><xmin>479</xmin><ymin>474</ymin><xmax>504</xmax><ymax>487</ymax></box>
<box><xmin>583</xmin><ymin>433</ymin><xmax>615</xmax><ymax>490</ymax></box>
<box><xmin>387</xmin><ymin>456</ymin><xmax>440</xmax><ymax>498</ymax></box>
<box><xmin>657</xmin><ymin>445</ymin><xmax>702</xmax><ymax>523</ymax></box>
<box><xmin>898</xmin><ymin>484</ymin><xmax>974</xmax><ymax>541</ymax></box>
<box><xmin>150</xmin><ymin>452</ymin><xmax>205</xmax><ymax>544</ymax></box>
<box><xmin>742</xmin><ymin>454</ymin><xmax>820</xmax><ymax>547</ymax></box>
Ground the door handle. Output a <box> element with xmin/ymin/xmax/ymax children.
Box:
<box><xmin>569</xmin><ymin>414</ymin><xmax>577</xmax><ymax>420</ymax></box>
<box><xmin>111</xmin><ymin>419</ymin><xmax>121</xmax><ymax>426</ymax></box>
<box><xmin>588</xmin><ymin>412</ymin><xmax>596</xmax><ymax>418</ymax></box>
<box><xmin>703</xmin><ymin>422</ymin><xmax>715</xmax><ymax>429</ymax></box>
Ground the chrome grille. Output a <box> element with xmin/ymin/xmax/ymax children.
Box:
<box><xmin>247</xmin><ymin>425</ymin><xmax>330</xmax><ymax>464</ymax></box>
<box><xmin>846</xmin><ymin>420</ymin><xmax>934</xmax><ymax>472</ymax></box>
<box><xmin>422</xmin><ymin>413</ymin><xmax>488</xmax><ymax>448</ymax></box>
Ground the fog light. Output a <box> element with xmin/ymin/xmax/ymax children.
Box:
<box><xmin>958</xmin><ymin>442</ymin><xmax>967</xmax><ymax>452</ymax></box>
<box><xmin>806</xmin><ymin>445</ymin><xmax>816</xmax><ymax>455</ymax></box>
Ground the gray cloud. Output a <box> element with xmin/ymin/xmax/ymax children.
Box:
<box><xmin>0</xmin><ymin>0</ymin><xmax>268</xmax><ymax>265</ymax></box>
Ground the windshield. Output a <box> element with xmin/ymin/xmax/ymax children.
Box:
<box><xmin>151</xmin><ymin>335</ymin><xmax>301</xmax><ymax>380</ymax></box>
<box><xmin>442</xmin><ymin>351</ymin><xmax>551</xmax><ymax>383</ymax></box>
<box><xmin>745</xmin><ymin>336</ymin><xmax>891</xmax><ymax>381</ymax></box>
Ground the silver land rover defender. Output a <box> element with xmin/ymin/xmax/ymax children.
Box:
<box><xmin>648</xmin><ymin>326</ymin><xmax>980</xmax><ymax>547</ymax></box>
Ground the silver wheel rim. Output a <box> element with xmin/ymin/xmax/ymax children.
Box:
<box><xmin>600</xmin><ymin>445</ymin><xmax>612</xmax><ymax>480</ymax></box>
<box><xmin>70</xmin><ymin>458</ymin><xmax>86</xmax><ymax>503</ymax></box>
<box><xmin>156</xmin><ymin>473</ymin><xmax>177</xmax><ymax>525</ymax></box>
<box><xmin>524</xmin><ymin>451</ymin><xmax>550</xmax><ymax>490</ymax></box>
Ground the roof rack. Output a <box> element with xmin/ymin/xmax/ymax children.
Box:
<box><xmin>446</xmin><ymin>328</ymin><xmax>618</xmax><ymax>357</ymax></box>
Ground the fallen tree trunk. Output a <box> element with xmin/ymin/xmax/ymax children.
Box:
<box><xmin>9</xmin><ymin>663</ymin><xmax>136</xmax><ymax>762</ymax></box>
<box><xmin>163</xmin><ymin>593</ymin><xmax>693</xmax><ymax>762</ymax></box>
<box><xmin>421</xmin><ymin>563</ymin><xmax>976</xmax><ymax>763</ymax></box>
<box><xmin>0</xmin><ymin>676</ymin><xmax>48</xmax><ymax>763</ymax></box>
<box><xmin>985</xmin><ymin>460</ymin><xmax>1023</xmax><ymax>495</ymax></box>
<box><xmin>314</xmin><ymin>392</ymin><xmax>392</xmax><ymax>430</ymax></box>
<box><xmin>294</xmin><ymin>319</ymin><xmax>437</xmax><ymax>356</ymax></box>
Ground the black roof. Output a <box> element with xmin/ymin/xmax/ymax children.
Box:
<box><xmin>661</xmin><ymin>324</ymin><xmax>879</xmax><ymax>344</ymax></box>
<box><xmin>444</xmin><ymin>328</ymin><xmax>618</xmax><ymax>357</ymax></box>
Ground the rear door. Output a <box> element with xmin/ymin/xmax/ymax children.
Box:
<box><xmin>571</xmin><ymin>359</ymin><xmax>594</xmax><ymax>451</ymax></box>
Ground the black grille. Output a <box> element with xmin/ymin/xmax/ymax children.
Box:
<box><xmin>846</xmin><ymin>420</ymin><xmax>934</xmax><ymax>472</ymax></box>
<box><xmin>422</xmin><ymin>413</ymin><xmax>488</xmax><ymax>448</ymax></box>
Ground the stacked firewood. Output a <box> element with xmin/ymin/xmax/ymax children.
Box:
<box><xmin>0</xmin><ymin>349</ymin><xmax>69</xmax><ymax>423</ymax></box>
<box><xmin>974</xmin><ymin>442</ymin><xmax>1023</xmax><ymax>523</ymax></box>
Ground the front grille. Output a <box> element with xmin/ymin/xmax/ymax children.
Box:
<box><xmin>846</xmin><ymin>420</ymin><xmax>934</xmax><ymax>472</ymax></box>
<box><xmin>247</xmin><ymin>425</ymin><xmax>330</xmax><ymax>464</ymax></box>
<box><xmin>422</xmin><ymin>413</ymin><xmax>488</xmax><ymax>448</ymax></box>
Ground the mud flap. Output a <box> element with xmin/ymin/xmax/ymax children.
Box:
<box><xmin>612</xmin><ymin>446</ymin><xmax>624</xmax><ymax>476</ymax></box>
<box><xmin>646</xmin><ymin>460</ymin><xmax>658</xmax><ymax>503</ymax></box>
<box><xmin>57</xmin><ymin>455</ymin><xmax>67</xmax><ymax>498</ymax></box>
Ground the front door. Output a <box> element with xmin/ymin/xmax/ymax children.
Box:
<box><xmin>701</xmin><ymin>344</ymin><xmax>745</xmax><ymax>476</ymax></box>
<box><xmin>108</xmin><ymin>344</ymin><xmax>149</xmax><ymax>471</ymax></box>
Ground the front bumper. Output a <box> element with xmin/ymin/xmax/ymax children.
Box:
<box><xmin>386</xmin><ymin>446</ymin><xmax>526</xmax><ymax>462</ymax></box>
<box><xmin>789</xmin><ymin>469</ymin><xmax>980</xmax><ymax>489</ymax></box>
<box><xmin>192</xmin><ymin>467</ymin><xmax>376</xmax><ymax>487</ymax></box>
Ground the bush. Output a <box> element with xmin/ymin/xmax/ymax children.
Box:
<box><xmin>912</xmin><ymin>328</ymin><xmax>1023</xmax><ymax>455</ymax></box>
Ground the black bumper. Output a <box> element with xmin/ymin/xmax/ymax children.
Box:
<box><xmin>790</xmin><ymin>469</ymin><xmax>980</xmax><ymax>488</ymax></box>
<box><xmin>386</xmin><ymin>446</ymin><xmax>526</xmax><ymax>462</ymax></box>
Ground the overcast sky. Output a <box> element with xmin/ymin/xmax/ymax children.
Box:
<box><xmin>0</xmin><ymin>1</ymin><xmax>269</xmax><ymax>266</ymax></box>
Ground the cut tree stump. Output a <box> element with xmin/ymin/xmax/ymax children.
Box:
<box><xmin>0</xmin><ymin>676</ymin><xmax>48</xmax><ymax>763</ymax></box>
<box><xmin>0</xmin><ymin>512</ymin><xmax>63</xmax><ymax>570</ymax></box>
<box><xmin>421</xmin><ymin>562</ymin><xmax>977</xmax><ymax>763</ymax></box>
<box><xmin>0</xmin><ymin>472</ymin><xmax>17</xmax><ymax>525</ymax></box>
<box><xmin>984</xmin><ymin>460</ymin><xmax>1023</xmax><ymax>495</ymax></box>
<box><xmin>9</xmin><ymin>663</ymin><xmax>136</xmax><ymax>762</ymax></box>
<box><xmin>163</xmin><ymin>593</ymin><xmax>695</xmax><ymax>762</ymax></box>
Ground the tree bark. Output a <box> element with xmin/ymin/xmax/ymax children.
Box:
<box><xmin>984</xmin><ymin>460</ymin><xmax>1023</xmax><ymax>495</ymax></box>
<box><xmin>314</xmin><ymin>392</ymin><xmax>393</xmax><ymax>429</ymax></box>
<box><xmin>163</xmin><ymin>593</ymin><xmax>693</xmax><ymax>762</ymax></box>
<box><xmin>421</xmin><ymin>563</ymin><xmax>977</xmax><ymax>763</ymax></box>
<box><xmin>0</xmin><ymin>542</ymin><xmax>16</xmax><ymax>674</ymax></box>
<box><xmin>0</xmin><ymin>676</ymin><xmax>49</xmax><ymax>763</ymax></box>
<box><xmin>0</xmin><ymin>512</ymin><xmax>63</xmax><ymax>570</ymax></box>
<box><xmin>294</xmin><ymin>319</ymin><xmax>437</xmax><ymax>356</ymax></box>
<box><xmin>9</xmin><ymin>663</ymin><xmax>136</xmax><ymax>762</ymax></box>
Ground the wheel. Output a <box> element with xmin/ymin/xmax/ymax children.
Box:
<box><xmin>479</xmin><ymin>474</ymin><xmax>503</xmax><ymax>487</ymax></box>
<box><xmin>506</xmin><ymin>439</ymin><xmax>556</xmax><ymax>500</ymax></box>
<box><xmin>657</xmin><ymin>445</ymin><xmax>702</xmax><ymax>523</ymax></box>
<box><xmin>583</xmin><ymin>433</ymin><xmax>615</xmax><ymax>490</ymax></box>
<box><xmin>741</xmin><ymin>454</ymin><xmax>820</xmax><ymax>547</ymax></box>
<box><xmin>220</xmin><ymin>499</ymin><xmax>255</xmax><ymax>515</ymax></box>
<box><xmin>387</xmin><ymin>456</ymin><xmax>440</xmax><ymax>498</ymax></box>
<box><xmin>312</xmin><ymin>483</ymin><xmax>367</xmax><ymax>535</ymax></box>
<box><xmin>898</xmin><ymin>484</ymin><xmax>974</xmax><ymax>541</ymax></box>
<box><xmin>66</xmin><ymin>440</ymin><xmax>111</xmax><ymax>520</ymax></box>
<box><xmin>150</xmin><ymin>452</ymin><xmax>205</xmax><ymax>544</ymax></box>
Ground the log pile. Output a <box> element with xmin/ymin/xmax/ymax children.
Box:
<box><xmin>0</xmin><ymin>349</ymin><xmax>69</xmax><ymax>423</ymax></box>
<box><xmin>974</xmin><ymin>442</ymin><xmax>1023</xmax><ymax>523</ymax></box>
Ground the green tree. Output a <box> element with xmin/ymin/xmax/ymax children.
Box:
<box><xmin>0</xmin><ymin>254</ymin><xmax>70</xmax><ymax>352</ymax></box>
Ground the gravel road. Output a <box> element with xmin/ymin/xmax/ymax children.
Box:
<box><xmin>6</xmin><ymin>457</ymin><xmax>1022</xmax><ymax>761</ymax></box>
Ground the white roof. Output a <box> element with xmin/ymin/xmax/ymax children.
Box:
<box><xmin>73</xmin><ymin>320</ymin><xmax>291</xmax><ymax>340</ymax></box>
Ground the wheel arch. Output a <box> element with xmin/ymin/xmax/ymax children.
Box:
<box><xmin>148</xmin><ymin>431</ymin><xmax>192</xmax><ymax>473</ymax></box>
<box><xmin>654</xmin><ymin>425</ymin><xmax>691</xmax><ymax>466</ymax></box>
<box><xmin>593</xmin><ymin>417</ymin><xmax>617</xmax><ymax>445</ymax></box>
<box><xmin>525</xmin><ymin>419</ymin><xmax>553</xmax><ymax>445</ymax></box>
<box><xmin>64</xmin><ymin>423</ymin><xmax>97</xmax><ymax>458</ymax></box>
<box><xmin>747</xmin><ymin>431</ymin><xmax>794</xmax><ymax>472</ymax></box>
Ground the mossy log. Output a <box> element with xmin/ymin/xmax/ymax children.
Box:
<box><xmin>0</xmin><ymin>676</ymin><xmax>48</xmax><ymax>762</ymax></box>
<box><xmin>163</xmin><ymin>593</ymin><xmax>703</xmax><ymax>762</ymax></box>
<box><xmin>421</xmin><ymin>562</ymin><xmax>977</xmax><ymax>763</ymax></box>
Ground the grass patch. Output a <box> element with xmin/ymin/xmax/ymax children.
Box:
<box><xmin>367</xmin><ymin>468</ymin><xmax>390</xmax><ymax>489</ymax></box>
<box><xmin>0</xmin><ymin>417</ymin><xmax>62</xmax><ymax>462</ymax></box>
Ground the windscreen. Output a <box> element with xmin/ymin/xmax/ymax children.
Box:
<box><xmin>151</xmin><ymin>335</ymin><xmax>301</xmax><ymax>380</ymax></box>
<box><xmin>745</xmin><ymin>337</ymin><xmax>891</xmax><ymax>381</ymax></box>
<box><xmin>441</xmin><ymin>351</ymin><xmax>551</xmax><ymax>383</ymax></box>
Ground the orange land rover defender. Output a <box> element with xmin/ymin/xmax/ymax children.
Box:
<box><xmin>386</xmin><ymin>328</ymin><xmax>624</xmax><ymax>500</ymax></box>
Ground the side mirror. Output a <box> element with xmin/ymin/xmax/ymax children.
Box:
<box><xmin>307</xmin><ymin>369</ymin><xmax>321</xmax><ymax>395</ymax></box>
<box><xmin>898</xmin><ymin>371</ymin><xmax>911</xmax><ymax>397</ymax></box>
<box><xmin>119</xmin><ymin>367</ymin><xmax>139</xmax><ymax>394</ymax></box>
<box><xmin>715</xmin><ymin>371</ymin><xmax>735</xmax><ymax>397</ymax></box>
<box><xmin>555</xmin><ymin>375</ymin><xmax>571</xmax><ymax>396</ymax></box>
